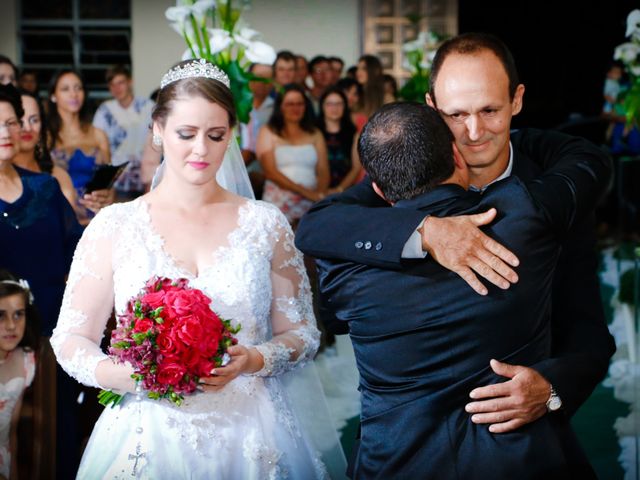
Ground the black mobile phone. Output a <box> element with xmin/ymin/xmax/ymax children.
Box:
<box><xmin>84</xmin><ymin>162</ymin><xmax>129</xmax><ymax>193</ymax></box>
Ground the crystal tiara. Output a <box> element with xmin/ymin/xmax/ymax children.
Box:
<box><xmin>160</xmin><ymin>59</ymin><xmax>231</xmax><ymax>89</ymax></box>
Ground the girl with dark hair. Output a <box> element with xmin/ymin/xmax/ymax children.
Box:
<box><xmin>355</xmin><ymin>54</ymin><xmax>385</xmax><ymax>118</ymax></box>
<box><xmin>256</xmin><ymin>83</ymin><xmax>329</xmax><ymax>225</ymax></box>
<box><xmin>317</xmin><ymin>87</ymin><xmax>361</xmax><ymax>193</ymax></box>
<box><xmin>13</xmin><ymin>91</ymin><xmax>77</xmax><ymax>206</ymax></box>
<box><xmin>0</xmin><ymin>270</ymin><xmax>39</xmax><ymax>480</ymax></box>
<box><xmin>47</xmin><ymin>69</ymin><xmax>111</xmax><ymax>224</ymax></box>
<box><xmin>52</xmin><ymin>60</ymin><xmax>343</xmax><ymax>478</ymax></box>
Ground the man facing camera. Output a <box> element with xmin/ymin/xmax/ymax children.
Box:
<box><xmin>312</xmin><ymin>102</ymin><xmax>610</xmax><ymax>479</ymax></box>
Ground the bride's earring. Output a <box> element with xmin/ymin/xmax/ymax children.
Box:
<box><xmin>152</xmin><ymin>134</ymin><xmax>162</xmax><ymax>147</ymax></box>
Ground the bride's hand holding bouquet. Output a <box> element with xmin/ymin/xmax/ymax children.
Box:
<box><xmin>198</xmin><ymin>344</ymin><xmax>264</xmax><ymax>392</ymax></box>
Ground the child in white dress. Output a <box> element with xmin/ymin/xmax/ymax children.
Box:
<box><xmin>0</xmin><ymin>270</ymin><xmax>38</xmax><ymax>480</ymax></box>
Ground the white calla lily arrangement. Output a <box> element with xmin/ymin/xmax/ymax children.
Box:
<box><xmin>166</xmin><ymin>0</ymin><xmax>277</xmax><ymax>123</ymax></box>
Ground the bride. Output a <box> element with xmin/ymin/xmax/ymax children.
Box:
<box><xmin>51</xmin><ymin>59</ymin><xmax>344</xmax><ymax>479</ymax></box>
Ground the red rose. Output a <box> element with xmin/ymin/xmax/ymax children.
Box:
<box><xmin>156</xmin><ymin>362</ymin><xmax>186</xmax><ymax>386</ymax></box>
<box><xmin>133</xmin><ymin>318</ymin><xmax>154</xmax><ymax>333</ymax></box>
<box><xmin>181</xmin><ymin>347</ymin><xmax>203</xmax><ymax>370</ymax></box>
<box><xmin>164</xmin><ymin>290</ymin><xmax>197</xmax><ymax>317</ymax></box>
<box><xmin>176</xmin><ymin>316</ymin><xmax>204</xmax><ymax>346</ymax></box>
<box><xmin>194</xmin><ymin>357</ymin><xmax>215</xmax><ymax>378</ymax></box>
<box><xmin>142</xmin><ymin>290</ymin><xmax>166</xmax><ymax>309</ymax></box>
<box><xmin>156</xmin><ymin>331</ymin><xmax>184</xmax><ymax>357</ymax></box>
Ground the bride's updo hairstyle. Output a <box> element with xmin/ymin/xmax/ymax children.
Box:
<box><xmin>152</xmin><ymin>59</ymin><xmax>236</xmax><ymax>129</ymax></box>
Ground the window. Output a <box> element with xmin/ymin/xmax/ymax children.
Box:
<box><xmin>18</xmin><ymin>0</ymin><xmax>131</xmax><ymax>101</ymax></box>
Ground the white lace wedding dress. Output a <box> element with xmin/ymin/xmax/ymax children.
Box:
<box><xmin>51</xmin><ymin>198</ymin><xmax>342</xmax><ymax>479</ymax></box>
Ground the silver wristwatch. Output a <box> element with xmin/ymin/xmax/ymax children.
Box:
<box><xmin>546</xmin><ymin>386</ymin><xmax>562</xmax><ymax>412</ymax></box>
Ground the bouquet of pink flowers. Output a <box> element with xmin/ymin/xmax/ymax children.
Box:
<box><xmin>98</xmin><ymin>277</ymin><xmax>240</xmax><ymax>407</ymax></box>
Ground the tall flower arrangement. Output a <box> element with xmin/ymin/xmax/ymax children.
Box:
<box><xmin>613</xmin><ymin>9</ymin><xmax>640</xmax><ymax>125</ymax></box>
<box><xmin>398</xmin><ymin>31</ymin><xmax>439</xmax><ymax>103</ymax></box>
<box><xmin>166</xmin><ymin>0</ymin><xmax>277</xmax><ymax>123</ymax></box>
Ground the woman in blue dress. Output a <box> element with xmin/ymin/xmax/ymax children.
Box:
<box><xmin>0</xmin><ymin>83</ymin><xmax>83</xmax><ymax>478</ymax></box>
<box><xmin>47</xmin><ymin>69</ymin><xmax>111</xmax><ymax>224</ymax></box>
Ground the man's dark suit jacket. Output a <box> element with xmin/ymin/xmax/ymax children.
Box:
<box><xmin>296</xmin><ymin>128</ymin><xmax>616</xmax><ymax>419</ymax></box>
<box><xmin>314</xmin><ymin>174</ymin><xmax>598</xmax><ymax>479</ymax></box>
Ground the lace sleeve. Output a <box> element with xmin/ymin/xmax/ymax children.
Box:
<box><xmin>252</xmin><ymin>212</ymin><xmax>321</xmax><ymax>376</ymax></box>
<box><xmin>50</xmin><ymin>207</ymin><xmax>135</xmax><ymax>392</ymax></box>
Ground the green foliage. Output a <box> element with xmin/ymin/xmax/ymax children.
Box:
<box><xmin>399</xmin><ymin>74</ymin><xmax>429</xmax><ymax>103</ymax></box>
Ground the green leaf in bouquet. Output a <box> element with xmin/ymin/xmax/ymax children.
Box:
<box><xmin>97</xmin><ymin>389</ymin><xmax>124</xmax><ymax>408</ymax></box>
<box><xmin>132</xmin><ymin>332</ymin><xmax>148</xmax><ymax>345</ymax></box>
<box><xmin>148</xmin><ymin>391</ymin><xmax>161</xmax><ymax>400</ymax></box>
<box><xmin>169</xmin><ymin>390</ymin><xmax>184</xmax><ymax>406</ymax></box>
<box><xmin>151</xmin><ymin>306</ymin><xmax>164</xmax><ymax>319</ymax></box>
<box><xmin>112</xmin><ymin>341</ymin><xmax>131</xmax><ymax>350</ymax></box>
<box><xmin>134</xmin><ymin>300</ymin><xmax>143</xmax><ymax>317</ymax></box>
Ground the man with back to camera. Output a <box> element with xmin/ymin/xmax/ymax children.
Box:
<box><xmin>314</xmin><ymin>101</ymin><xmax>610</xmax><ymax>478</ymax></box>
<box><xmin>296</xmin><ymin>33</ymin><xmax>616</xmax><ymax>438</ymax></box>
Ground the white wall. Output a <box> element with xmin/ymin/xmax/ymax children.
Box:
<box><xmin>244</xmin><ymin>0</ymin><xmax>360</xmax><ymax>66</ymax></box>
<box><xmin>0</xmin><ymin>0</ymin><xmax>18</xmax><ymax>62</ymax></box>
<box><xmin>132</xmin><ymin>0</ymin><xmax>361</xmax><ymax>97</ymax></box>
<box><xmin>132</xmin><ymin>0</ymin><xmax>187</xmax><ymax>98</ymax></box>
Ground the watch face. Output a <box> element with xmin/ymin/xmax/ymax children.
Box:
<box><xmin>548</xmin><ymin>395</ymin><xmax>562</xmax><ymax>411</ymax></box>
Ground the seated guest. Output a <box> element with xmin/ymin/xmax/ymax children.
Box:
<box><xmin>355</xmin><ymin>54</ymin><xmax>385</xmax><ymax>118</ymax></box>
<box><xmin>317</xmin><ymin>87</ymin><xmax>360</xmax><ymax>193</ymax></box>
<box><xmin>382</xmin><ymin>73</ymin><xmax>398</xmax><ymax>104</ymax></box>
<box><xmin>295</xmin><ymin>54</ymin><xmax>310</xmax><ymax>89</ymax></box>
<box><xmin>241</xmin><ymin>62</ymin><xmax>275</xmax><ymax>199</ymax></box>
<box><xmin>336</xmin><ymin>78</ymin><xmax>366</xmax><ymax>132</ymax></box>
<box><xmin>93</xmin><ymin>64</ymin><xmax>157</xmax><ymax>201</ymax></box>
<box><xmin>18</xmin><ymin>70</ymin><xmax>38</xmax><ymax>95</ymax></box>
<box><xmin>47</xmin><ymin>69</ymin><xmax>111</xmax><ymax>224</ymax></box>
<box><xmin>13</xmin><ymin>91</ymin><xmax>77</xmax><ymax>207</ymax></box>
<box><xmin>257</xmin><ymin>84</ymin><xmax>329</xmax><ymax>226</ymax></box>
<box><xmin>304</xmin><ymin>102</ymin><xmax>611</xmax><ymax>479</ymax></box>
<box><xmin>308</xmin><ymin>55</ymin><xmax>332</xmax><ymax>115</ymax></box>
<box><xmin>328</xmin><ymin>56</ymin><xmax>345</xmax><ymax>85</ymax></box>
<box><xmin>272</xmin><ymin>50</ymin><xmax>296</xmax><ymax>94</ymax></box>
<box><xmin>0</xmin><ymin>56</ymin><xmax>17</xmax><ymax>87</ymax></box>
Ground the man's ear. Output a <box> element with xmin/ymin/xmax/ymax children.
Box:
<box><xmin>425</xmin><ymin>93</ymin><xmax>435</xmax><ymax>108</ymax></box>
<box><xmin>511</xmin><ymin>84</ymin><xmax>525</xmax><ymax>116</ymax></box>
<box><xmin>452</xmin><ymin>143</ymin><xmax>466</xmax><ymax>170</ymax></box>
<box><xmin>371</xmin><ymin>181</ymin><xmax>391</xmax><ymax>204</ymax></box>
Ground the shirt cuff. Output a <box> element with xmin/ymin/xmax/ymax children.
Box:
<box><xmin>401</xmin><ymin>217</ymin><xmax>428</xmax><ymax>259</ymax></box>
